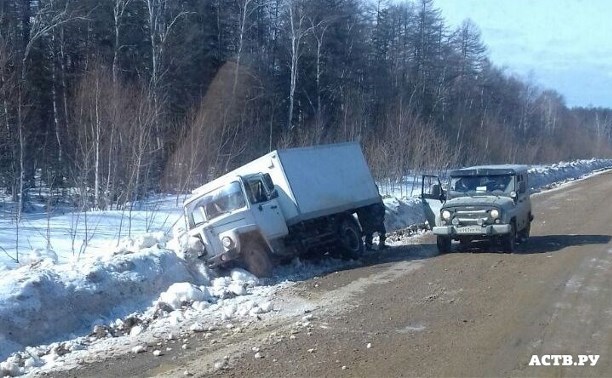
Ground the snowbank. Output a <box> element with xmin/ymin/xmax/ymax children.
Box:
<box><xmin>0</xmin><ymin>244</ymin><xmax>196</xmax><ymax>362</ymax></box>
<box><xmin>528</xmin><ymin>159</ymin><xmax>612</xmax><ymax>191</ymax></box>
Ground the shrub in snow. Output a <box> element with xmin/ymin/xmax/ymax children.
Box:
<box><xmin>21</xmin><ymin>248</ymin><xmax>58</xmax><ymax>266</ymax></box>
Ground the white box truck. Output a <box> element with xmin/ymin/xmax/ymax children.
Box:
<box><xmin>183</xmin><ymin>142</ymin><xmax>380</xmax><ymax>276</ymax></box>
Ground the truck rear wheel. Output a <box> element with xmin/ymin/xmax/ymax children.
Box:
<box><xmin>338</xmin><ymin>217</ymin><xmax>364</xmax><ymax>259</ymax></box>
<box><xmin>242</xmin><ymin>242</ymin><xmax>273</xmax><ymax>278</ymax></box>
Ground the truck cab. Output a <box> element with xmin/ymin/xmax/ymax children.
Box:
<box><xmin>183</xmin><ymin>173</ymin><xmax>288</xmax><ymax>276</ymax></box>
<box><xmin>422</xmin><ymin>165</ymin><xmax>533</xmax><ymax>253</ymax></box>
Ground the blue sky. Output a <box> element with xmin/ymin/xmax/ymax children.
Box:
<box><xmin>434</xmin><ymin>0</ymin><xmax>611</xmax><ymax>108</ymax></box>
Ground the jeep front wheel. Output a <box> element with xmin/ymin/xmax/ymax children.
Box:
<box><xmin>437</xmin><ymin>236</ymin><xmax>452</xmax><ymax>254</ymax></box>
<box><xmin>502</xmin><ymin>223</ymin><xmax>516</xmax><ymax>253</ymax></box>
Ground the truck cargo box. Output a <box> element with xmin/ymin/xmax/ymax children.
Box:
<box><xmin>190</xmin><ymin>142</ymin><xmax>379</xmax><ymax>226</ymax></box>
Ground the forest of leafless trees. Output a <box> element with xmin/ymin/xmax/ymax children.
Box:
<box><xmin>0</xmin><ymin>0</ymin><xmax>611</xmax><ymax>210</ymax></box>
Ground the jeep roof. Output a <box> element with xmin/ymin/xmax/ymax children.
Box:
<box><xmin>449</xmin><ymin>164</ymin><xmax>529</xmax><ymax>177</ymax></box>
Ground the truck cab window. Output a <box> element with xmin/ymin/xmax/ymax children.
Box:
<box><xmin>188</xmin><ymin>182</ymin><xmax>247</xmax><ymax>224</ymax></box>
<box><xmin>245</xmin><ymin>179</ymin><xmax>268</xmax><ymax>204</ymax></box>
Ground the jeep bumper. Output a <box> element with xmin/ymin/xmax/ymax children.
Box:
<box><xmin>432</xmin><ymin>224</ymin><xmax>512</xmax><ymax>236</ymax></box>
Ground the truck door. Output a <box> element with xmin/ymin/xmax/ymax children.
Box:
<box><xmin>421</xmin><ymin>175</ymin><xmax>445</xmax><ymax>229</ymax></box>
<box><xmin>244</xmin><ymin>175</ymin><xmax>289</xmax><ymax>240</ymax></box>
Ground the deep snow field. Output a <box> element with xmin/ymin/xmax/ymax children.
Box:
<box><xmin>1</xmin><ymin>159</ymin><xmax>611</xmax><ymax>376</ymax></box>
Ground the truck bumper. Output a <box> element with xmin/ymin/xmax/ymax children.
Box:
<box><xmin>205</xmin><ymin>248</ymin><xmax>240</xmax><ymax>268</ymax></box>
<box><xmin>432</xmin><ymin>224</ymin><xmax>512</xmax><ymax>236</ymax></box>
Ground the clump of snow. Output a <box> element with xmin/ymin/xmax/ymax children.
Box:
<box><xmin>158</xmin><ymin>283</ymin><xmax>213</xmax><ymax>310</ymax></box>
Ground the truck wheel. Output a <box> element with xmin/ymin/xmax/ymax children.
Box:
<box><xmin>338</xmin><ymin>217</ymin><xmax>364</xmax><ymax>259</ymax></box>
<box><xmin>242</xmin><ymin>242</ymin><xmax>273</xmax><ymax>278</ymax></box>
<box><xmin>502</xmin><ymin>223</ymin><xmax>516</xmax><ymax>253</ymax></box>
<box><xmin>437</xmin><ymin>236</ymin><xmax>451</xmax><ymax>254</ymax></box>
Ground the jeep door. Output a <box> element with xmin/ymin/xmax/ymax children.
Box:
<box><xmin>421</xmin><ymin>175</ymin><xmax>445</xmax><ymax>228</ymax></box>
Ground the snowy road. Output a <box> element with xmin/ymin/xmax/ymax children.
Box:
<box><xmin>49</xmin><ymin>170</ymin><xmax>612</xmax><ymax>377</ymax></box>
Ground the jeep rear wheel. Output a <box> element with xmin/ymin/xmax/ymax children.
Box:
<box><xmin>242</xmin><ymin>242</ymin><xmax>273</xmax><ymax>278</ymax></box>
<box><xmin>437</xmin><ymin>236</ymin><xmax>452</xmax><ymax>254</ymax></box>
<box><xmin>338</xmin><ymin>216</ymin><xmax>364</xmax><ymax>259</ymax></box>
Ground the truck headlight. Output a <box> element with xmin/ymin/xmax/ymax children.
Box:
<box><xmin>490</xmin><ymin>209</ymin><xmax>499</xmax><ymax>219</ymax></box>
<box><xmin>441</xmin><ymin>210</ymin><xmax>451</xmax><ymax>221</ymax></box>
<box><xmin>221</xmin><ymin>236</ymin><xmax>234</xmax><ymax>249</ymax></box>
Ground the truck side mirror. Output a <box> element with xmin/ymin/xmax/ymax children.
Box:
<box><xmin>519</xmin><ymin>181</ymin><xmax>526</xmax><ymax>194</ymax></box>
<box><xmin>439</xmin><ymin>189</ymin><xmax>446</xmax><ymax>202</ymax></box>
<box><xmin>270</xmin><ymin>188</ymin><xmax>279</xmax><ymax>199</ymax></box>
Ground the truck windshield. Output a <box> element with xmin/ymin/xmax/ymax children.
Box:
<box><xmin>448</xmin><ymin>174</ymin><xmax>515</xmax><ymax>199</ymax></box>
<box><xmin>190</xmin><ymin>181</ymin><xmax>247</xmax><ymax>225</ymax></box>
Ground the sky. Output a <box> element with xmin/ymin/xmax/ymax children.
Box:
<box><xmin>433</xmin><ymin>0</ymin><xmax>612</xmax><ymax>108</ymax></box>
<box><xmin>2</xmin><ymin>158</ymin><xmax>611</xmax><ymax>376</ymax></box>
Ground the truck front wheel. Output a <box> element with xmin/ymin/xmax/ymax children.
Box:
<box><xmin>242</xmin><ymin>242</ymin><xmax>273</xmax><ymax>278</ymax></box>
<box><xmin>338</xmin><ymin>217</ymin><xmax>364</xmax><ymax>259</ymax></box>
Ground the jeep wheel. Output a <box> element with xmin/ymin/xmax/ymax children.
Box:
<box><xmin>242</xmin><ymin>242</ymin><xmax>273</xmax><ymax>277</ymax></box>
<box><xmin>437</xmin><ymin>236</ymin><xmax>452</xmax><ymax>254</ymax></box>
<box><xmin>502</xmin><ymin>223</ymin><xmax>516</xmax><ymax>253</ymax></box>
<box><xmin>338</xmin><ymin>216</ymin><xmax>364</xmax><ymax>259</ymax></box>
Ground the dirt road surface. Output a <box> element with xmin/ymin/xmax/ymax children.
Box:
<box><xmin>48</xmin><ymin>170</ymin><xmax>612</xmax><ymax>377</ymax></box>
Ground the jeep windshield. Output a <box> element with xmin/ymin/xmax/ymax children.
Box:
<box><xmin>188</xmin><ymin>181</ymin><xmax>247</xmax><ymax>227</ymax></box>
<box><xmin>448</xmin><ymin>174</ymin><xmax>515</xmax><ymax>199</ymax></box>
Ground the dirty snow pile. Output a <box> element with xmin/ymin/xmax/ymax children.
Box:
<box><xmin>0</xmin><ymin>158</ymin><xmax>611</xmax><ymax>376</ymax></box>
